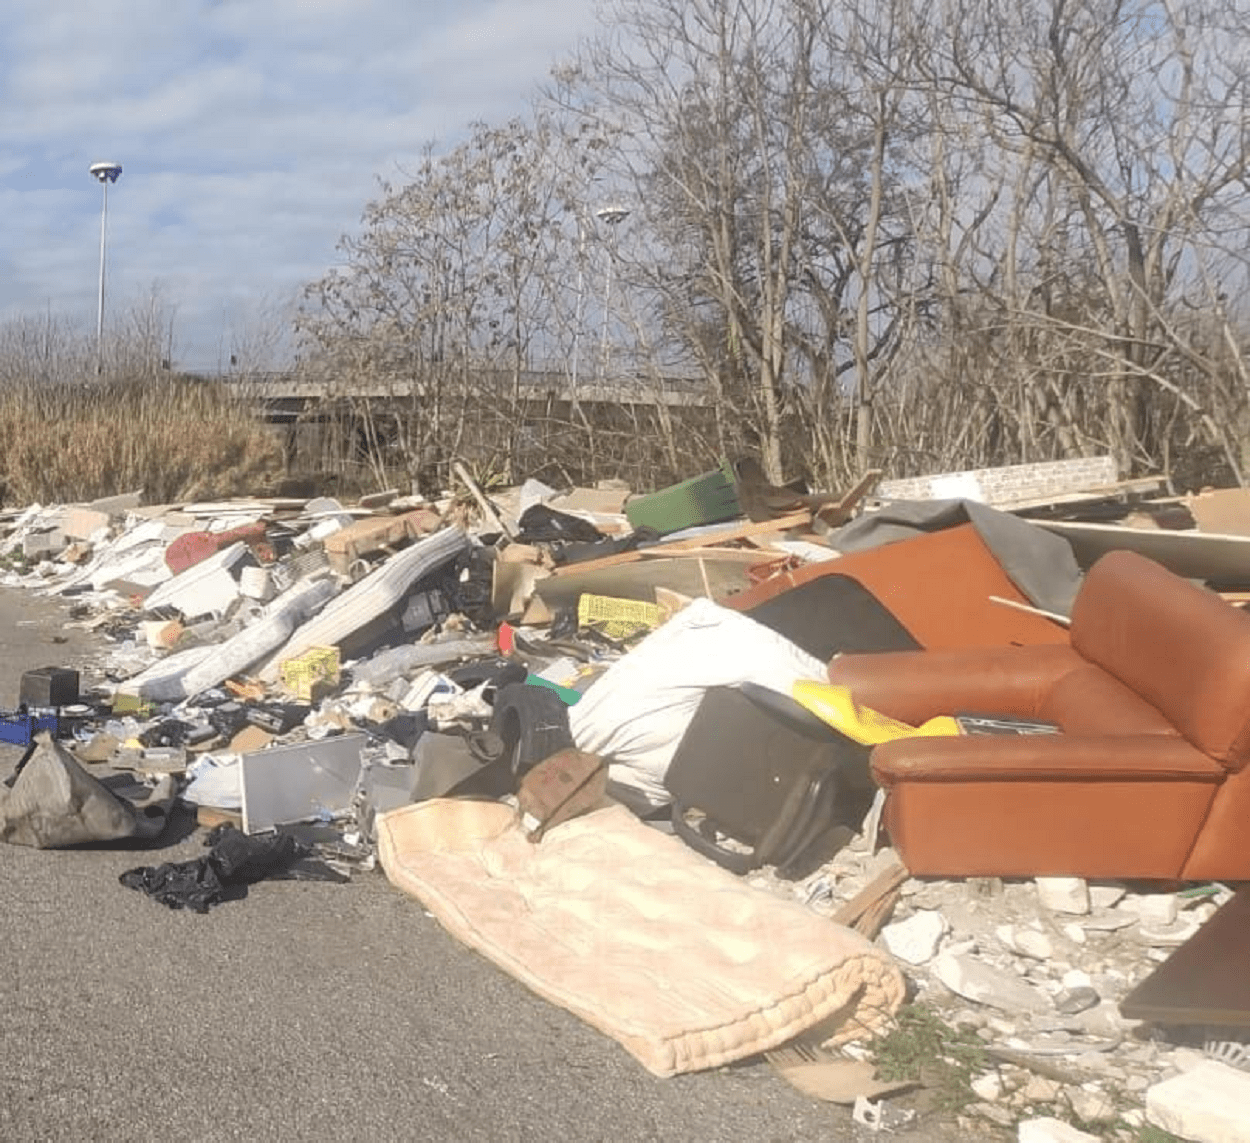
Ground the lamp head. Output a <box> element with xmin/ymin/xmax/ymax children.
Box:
<box><xmin>595</xmin><ymin>204</ymin><xmax>630</xmax><ymax>226</ymax></box>
<box><xmin>89</xmin><ymin>161</ymin><xmax>122</xmax><ymax>184</ymax></box>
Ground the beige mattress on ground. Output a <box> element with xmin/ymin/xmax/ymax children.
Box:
<box><xmin>377</xmin><ymin>799</ymin><xmax>904</xmax><ymax>1077</ymax></box>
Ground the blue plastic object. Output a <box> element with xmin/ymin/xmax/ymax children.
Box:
<box><xmin>0</xmin><ymin>712</ymin><xmax>58</xmax><ymax>746</ymax></box>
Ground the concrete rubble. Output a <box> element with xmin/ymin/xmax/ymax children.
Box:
<box><xmin>0</xmin><ymin>458</ymin><xmax>1246</xmax><ymax>1139</ymax></box>
<box><xmin>1146</xmin><ymin>1060</ymin><xmax>1250</xmax><ymax>1142</ymax></box>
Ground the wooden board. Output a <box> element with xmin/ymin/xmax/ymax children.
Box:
<box><xmin>535</xmin><ymin>556</ymin><xmax>754</xmax><ymax>610</ymax></box>
<box><xmin>1120</xmin><ymin>889</ymin><xmax>1250</xmax><ymax>1026</ymax></box>
<box><xmin>1036</xmin><ymin>519</ymin><xmax>1250</xmax><ymax>584</ymax></box>
<box><xmin>1002</xmin><ymin>476</ymin><xmax>1167</xmax><ymax>513</ymax></box>
<box><xmin>545</xmin><ymin>512</ymin><xmax>813</xmax><ymax>580</ymax></box>
<box><xmin>664</xmin><ymin>510</ymin><xmax>813</xmax><ymax>549</ymax></box>
<box><xmin>637</xmin><ymin>546</ymin><xmax>790</xmax><ymax>562</ymax></box>
<box><xmin>1185</xmin><ymin>488</ymin><xmax>1250</xmax><ymax>538</ymax></box>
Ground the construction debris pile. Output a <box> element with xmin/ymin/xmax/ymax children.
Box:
<box><xmin>2</xmin><ymin>456</ymin><xmax>1250</xmax><ymax>1143</ymax></box>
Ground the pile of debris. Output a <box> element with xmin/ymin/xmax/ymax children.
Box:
<box><xmin>1</xmin><ymin>456</ymin><xmax>1249</xmax><ymax>1143</ymax></box>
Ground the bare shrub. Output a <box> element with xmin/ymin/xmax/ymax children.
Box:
<box><xmin>0</xmin><ymin>375</ymin><xmax>283</xmax><ymax>506</ymax></box>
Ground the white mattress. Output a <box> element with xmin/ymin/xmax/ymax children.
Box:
<box><xmin>378</xmin><ymin>799</ymin><xmax>904</xmax><ymax>1077</ymax></box>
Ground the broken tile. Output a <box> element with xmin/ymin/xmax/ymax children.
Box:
<box><xmin>1061</xmin><ymin>922</ymin><xmax>1087</xmax><ymax>945</ymax></box>
<box><xmin>1018</xmin><ymin>1077</ymin><xmax>1066</xmax><ymax>1104</ymax></box>
<box><xmin>881</xmin><ymin>910</ymin><xmax>946</xmax><ymax>965</ymax></box>
<box><xmin>1146</xmin><ymin>1062</ymin><xmax>1250</xmax><ymax>1141</ymax></box>
<box><xmin>1065</xmin><ymin>1080</ymin><xmax>1115</xmax><ymax>1120</ymax></box>
<box><xmin>933</xmin><ymin>951</ymin><xmax>1050</xmax><ymax>1013</ymax></box>
<box><xmin>998</xmin><ymin>924</ymin><xmax>1053</xmax><ymax>960</ymax></box>
<box><xmin>1129</xmin><ymin>893</ymin><xmax>1179</xmax><ymax>927</ymax></box>
<box><xmin>1036</xmin><ymin>877</ymin><xmax>1090</xmax><ymax>915</ymax></box>
<box><xmin>1088</xmin><ymin>884</ymin><xmax>1126</xmax><ymax>909</ymax></box>
<box><xmin>62</xmin><ymin>506</ymin><xmax>111</xmax><ymax>541</ymax></box>
<box><xmin>1017</xmin><ymin>1116</ymin><xmax>1100</xmax><ymax>1143</ymax></box>
<box><xmin>971</xmin><ymin>1071</ymin><xmax>1007</xmax><ymax>1101</ymax></box>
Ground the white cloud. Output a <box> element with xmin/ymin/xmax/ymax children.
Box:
<box><xmin>0</xmin><ymin>0</ymin><xmax>600</xmax><ymax>368</ymax></box>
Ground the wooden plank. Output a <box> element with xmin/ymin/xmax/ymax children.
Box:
<box><xmin>1001</xmin><ymin>475</ymin><xmax>1167</xmax><ymax>513</ymax></box>
<box><xmin>664</xmin><ymin>510</ymin><xmax>813</xmax><ymax>549</ymax></box>
<box><xmin>548</xmin><ymin>548</ymin><xmax>647</xmax><ymax>578</ymax></box>
<box><xmin>854</xmin><ymin>887</ymin><xmax>903</xmax><ymax>939</ymax></box>
<box><xmin>535</xmin><ymin>556</ymin><xmax>754</xmax><ymax>610</ymax></box>
<box><xmin>197</xmin><ymin>805</ymin><xmax>244</xmax><ymax>831</ymax></box>
<box><xmin>1120</xmin><ymin>888</ymin><xmax>1250</xmax><ymax>1026</ymax></box>
<box><xmin>452</xmin><ymin>461</ymin><xmax>517</xmax><ymax>540</ymax></box>
<box><xmin>814</xmin><ymin>469</ymin><xmax>884</xmax><ymax>529</ymax></box>
<box><xmin>831</xmin><ymin>861</ymin><xmax>909</xmax><ymax>929</ymax></box>
<box><xmin>547</xmin><ymin>542</ymin><xmax>790</xmax><ymax>580</ymax></box>
<box><xmin>636</xmin><ymin>545</ymin><xmax>791</xmax><ymax>562</ymax></box>
<box><xmin>547</xmin><ymin>530</ymin><xmax>806</xmax><ymax>581</ymax></box>
<box><xmin>1186</xmin><ymin>488</ymin><xmax>1250</xmax><ymax>537</ymax></box>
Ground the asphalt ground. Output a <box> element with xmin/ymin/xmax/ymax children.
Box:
<box><xmin>0</xmin><ymin>587</ymin><xmax>958</xmax><ymax>1143</ymax></box>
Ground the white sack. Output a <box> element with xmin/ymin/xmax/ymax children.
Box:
<box><xmin>569</xmin><ymin>597</ymin><xmax>826</xmax><ymax>807</ymax></box>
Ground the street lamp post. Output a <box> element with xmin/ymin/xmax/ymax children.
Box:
<box><xmin>89</xmin><ymin>161</ymin><xmax>122</xmax><ymax>374</ymax></box>
<box><xmin>570</xmin><ymin>217</ymin><xmax>588</xmax><ymax>404</ymax></box>
<box><xmin>594</xmin><ymin>205</ymin><xmax>630</xmax><ymax>383</ymax></box>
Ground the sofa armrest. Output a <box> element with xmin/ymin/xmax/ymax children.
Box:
<box><xmin>829</xmin><ymin>644</ymin><xmax>1083</xmax><ymax>727</ymax></box>
<box><xmin>871</xmin><ymin>733</ymin><xmax>1225</xmax><ymax>785</ymax></box>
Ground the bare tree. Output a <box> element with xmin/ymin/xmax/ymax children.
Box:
<box><xmin>909</xmin><ymin>0</ymin><xmax>1250</xmax><ymax>478</ymax></box>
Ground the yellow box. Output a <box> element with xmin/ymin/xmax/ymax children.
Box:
<box><xmin>577</xmin><ymin>594</ymin><xmax>663</xmax><ymax>641</ymax></box>
<box><xmin>279</xmin><ymin>645</ymin><xmax>341</xmax><ymax>701</ymax></box>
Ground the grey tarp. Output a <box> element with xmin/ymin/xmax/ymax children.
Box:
<box><xmin>0</xmin><ymin>734</ymin><xmax>175</xmax><ymax>848</ymax></box>
<box><xmin>829</xmin><ymin>499</ymin><xmax>1083</xmax><ymax>617</ymax></box>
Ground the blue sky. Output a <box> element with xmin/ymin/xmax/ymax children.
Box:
<box><xmin>0</xmin><ymin>0</ymin><xmax>600</xmax><ymax>371</ymax></box>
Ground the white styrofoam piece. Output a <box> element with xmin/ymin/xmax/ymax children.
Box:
<box><xmin>143</xmin><ymin>541</ymin><xmax>247</xmax><ymax>617</ymax></box>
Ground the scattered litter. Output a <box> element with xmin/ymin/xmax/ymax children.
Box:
<box><xmin>120</xmin><ymin>824</ymin><xmax>348</xmax><ymax>913</ymax></box>
<box><xmin>851</xmin><ymin>1095</ymin><xmax>883</xmax><ymax>1130</ymax></box>
<box><xmin>1</xmin><ymin>456</ymin><xmax>1243</xmax><ymax>1135</ymax></box>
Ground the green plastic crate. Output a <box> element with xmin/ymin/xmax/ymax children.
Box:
<box><xmin>625</xmin><ymin>460</ymin><xmax>742</xmax><ymax>535</ymax></box>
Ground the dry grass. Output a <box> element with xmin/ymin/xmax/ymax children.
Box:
<box><xmin>0</xmin><ymin>375</ymin><xmax>284</xmax><ymax>506</ymax></box>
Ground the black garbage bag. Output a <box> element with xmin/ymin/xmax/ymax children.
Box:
<box><xmin>119</xmin><ymin>824</ymin><xmax>347</xmax><ymax>914</ymax></box>
<box><xmin>515</xmin><ymin>504</ymin><xmax>605</xmax><ymax>545</ymax></box>
<box><xmin>137</xmin><ymin>719</ymin><xmax>190</xmax><ymax>748</ymax></box>
<box><xmin>554</xmin><ymin>525</ymin><xmax>663</xmax><ymax>567</ymax></box>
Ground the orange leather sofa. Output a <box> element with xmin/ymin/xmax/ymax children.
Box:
<box><xmin>828</xmin><ymin>549</ymin><xmax>1250</xmax><ymax>881</ymax></box>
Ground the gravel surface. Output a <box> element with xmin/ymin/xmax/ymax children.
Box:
<box><xmin>0</xmin><ymin>587</ymin><xmax>963</xmax><ymax>1143</ymax></box>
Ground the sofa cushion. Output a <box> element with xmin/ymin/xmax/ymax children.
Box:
<box><xmin>1039</xmin><ymin>665</ymin><xmax>1178</xmax><ymax>737</ymax></box>
<box><xmin>1071</xmin><ymin>551</ymin><xmax>1250</xmax><ymax>769</ymax></box>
